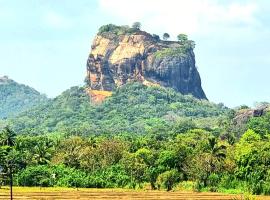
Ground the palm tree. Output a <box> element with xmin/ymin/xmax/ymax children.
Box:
<box><xmin>32</xmin><ymin>139</ymin><xmax>54</xmax><ymax>165</ymax></box>
<box><xmin>0</xmin><ymin>127</ymin><xmax>17</xmax><ymax>200</ymax></box>
<box><xmin>5</xmin><ymin>149</ymin><xmax>20</xmax><ymax>200</ymax></box>
<box><xmin>206</xmin><ymin>137</ymin><xmax>226</xmax><ymax>173</ymax></box>
<box><xmin>0</xmin><ymin>126</ymin><xmax>16</xmax><ymax>147</ymax></box>
<box><xmin>198</xmin><ymin>137</ymin><xmax>227</xmax><ymax>187</ymax></box>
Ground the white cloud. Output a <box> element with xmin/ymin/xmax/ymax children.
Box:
<box><xmin>98</xmin><ymin>0</ymin><xmax>259</xmax><ymax>37</ymax></box>
<box><xmin>42</xmin><ymin>11</ymin><xmax>72</xmax><ymax>29</ymax></box>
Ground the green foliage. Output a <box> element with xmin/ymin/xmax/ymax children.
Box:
<box><xmin>0</xmin><ymin>126</ymin><xmax>16</xmax><ymax>146</ymax></box>
<box><xmin>157</xmin><ymin>150</ymin><xmax>178</xmax><ymax>170</ymax></box>
<box><xmin>132</xmin><ymin>22</ymin><xmax>141</xmax><ymax>29</ymax></box>
<box><xmin>9</xmin><ymin>83</ymin><xmax>229</xmax><ymax>135</ymax></box>
<box><xmin>234</xmin><ymin>129</ymin><xmax>270</xmax><ymax>194</ymax></box>
<box><xmin>0</xmin><ymin>116</ymin><xmax>270</xmax><ymax>194</ymax></box>
<box><xmin>154</xmin><ymin>47</ymin><xmax>188</xmax><ymax>59</ymax></box>
<box><xmin>207</xmin><ymin>173</ymin><xmax>220</xmax><ymax>192</ymax></box>
<box><xmin>2</xmin><ymin>78</ymin><xmax>270</xmax><ymax>194</ymax></box>
<box><xmin>177</xmin><ymin>34</ymin><xmax>188</xmax><ymax>44</ymax></box>
<box><xmin>163</xmin><ymin>33</ymin><xmax>170</xmax><ymax>40</ymax></box>
<box><xmin>157</xmin><ymin>169</ymin><xmax>180</xmax><ymax>191</ymax></box>
<box><xmin>0</xmin><ymin>77</ymin><xmax>47</xmax><ymax>118</ymax></box>
<box><xmin>98</xmin><ymin>24</ymin><xmax>138</xmax><ymax>35</ymax></box>
<box><xmin>152</xmin><ymin>34</ymin><xmax>160</xmax><ymax>41</ymax></box>
<box><xmin>120</xmin><ymin>149</ymin><xmax>151</xmax><ymax>187</ymax></box>
<box><xmin>176</xmin><ymin>34</ymin><xmax>195</xmax><ymax>50</ymax></box>
<box><xmin>9</xmin><ymin>86</ymin><xmax>93</xmax><ymax>134</ymax></box>
<box><xmin>18</xmin><ymin>165</ymin><xmax>53</xmax><ymax>187</ymax></box>
<box><xmin>247</xmin><ymin>112</ymin><xmax>270</xmax><ymax>137</ymax></box>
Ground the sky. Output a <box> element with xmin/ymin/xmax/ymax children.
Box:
<box><xmin>1</xmin><ymin>0</ymin><xmax>270</xmax><ymax>108</ymax></box>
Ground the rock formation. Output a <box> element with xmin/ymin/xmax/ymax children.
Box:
<box><xmin>233</xmin><ymin>105</ymin><xmax>270</xmax><ymax>127</ymax></box>
<box><xmin>86</xmin><ymin>24</ymin><xmax>207</xmax><ymax>102</ymax></box>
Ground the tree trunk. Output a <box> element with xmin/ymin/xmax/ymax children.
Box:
<box><xmin>10</xmin><ymin>171</ymin><xmax>13</xmax><ymax>200</ymax></box>
<box><xmin>150</xmin><ymin>181</ymin><xmax>156</xmax><ymax>190</ymax></box>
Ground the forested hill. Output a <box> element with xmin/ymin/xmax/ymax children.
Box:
<box><xmin>0</xmin><ymin>76</ymin><xmax>48</xmax><ymax>118</ymax></box>
<box><xmin>7</xmin><ymin>82</ymin><xmax>230</xmax><ymax>135</ymax></box>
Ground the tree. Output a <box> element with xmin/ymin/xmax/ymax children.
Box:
<box><xmin>53</xmin><ymin>136</ymin><xmax>86</xmax><ymax>168</ymax></box>
<box><xmin>120</xmin><ymin>148</ymin><xmax>154</xmax><ymax>188</ymax></box>
<box><xmin>171</xmin><ymin>119</ymin><xmax>196</xmax><ymax>135</ymax></box>
<box><xmin>32</xmin><ymin>139</ymin><xmax>54</xmax><ymax>165</ymax></box>
<box><xmin>183</xmin><ymin>136</ymin><xmax>226</xmax><ymax>188</ymax></box>
<box><xmin>156</xmin><ymin>169</ymin><xmax>179</xmax><ymax>191</ymax></box>
<box><xmin>247</xmin><ymin>112</ymin><xmax>270</xmax><ymax>137</ymax></box>
<box><xmin>152</xmin><ymin>34</ymin><xmax>160</xmax><ymax>41</ymax></box>
<box><xmin>121</xmin><ymin>152</ymin><xmax>146</xmax><ymax>188</ymax></box>
<box><xmin>157</xmin><ymin>150</ymin><xmax>178</xmax><ymax>171</ymax></box>
<box><xmin>185</xmin><ymin>40</ymin><xmax>195</xmax><ymax>50</ymax></box>
<box><xmin>3</xmin><ymin>148</ymin><xmax>22</xmax><ymax>200</ymax></box>
<box><xmin>132</xmin><ymin>22</ymin><xmax>141</xmax><ymax>30</ymax></box>
<box><xmin>206</xmin><ymin>137</ymin><xmax>226</xmax><ymax>162</ymax></box>
<box><xmin>0</xmin><ymin>127</ymin><xmax>18</xmax><ymax>200</ymax></box>
<box><xmin>163</xmin><ymin>33</ymin><xmax>170</xmax><ymax>40</ymax></box>
<box><xmin>0</xmin><ymin>126</ymin><xmax>16</xmax><ymax>147</ymax></box>
<box><xmin>205</xmin><ymin>137</ymin><xmax>226</xmax><ymax>178</ymax></box>
<box><xmin>98</xmin><ymin>139</ymin><xmax>127</xmax><ymax>168</ymax></box>
<box><xmin>177</xmin><ymin>34</ymin><xmax>188</xmax><ymax>44</ymax></box>
<box><xmin>234</xmin><ymin>129</ymin><xmax>270</xmax><ymax>194</ymax></box>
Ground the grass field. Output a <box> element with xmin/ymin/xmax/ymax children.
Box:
<box><xmin>0</xmin><ymin>187</ymin><xmax>270</xmax><ymax>200</ymax></box>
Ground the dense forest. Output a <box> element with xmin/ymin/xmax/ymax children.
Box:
<box><xmin>5</xmin><ymin>83</ymin><xmax>229</xmax><ymax>135</ymax></box>
<box><xmin>0</xmin><ymin>76</ymin><xmax>48</xmax><ymax>119</ymax></box>
<box><xmin>0</xmin><ymin>82</ymin><xmax>269</xmax><ymax>194</ymax></box>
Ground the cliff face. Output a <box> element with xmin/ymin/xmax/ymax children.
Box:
<box><xmin>86</xmin><ymin>26</ymin><xmax>207</xmax><ymax>101</ymax></box>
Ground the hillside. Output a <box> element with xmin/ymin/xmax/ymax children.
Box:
<box><xmin>4</xmin><ymin>82</ymin><xmax>270</xmax><ymax>195</ymax></box>
<box><xmin>0</xmin><ymin>76</ymin><xmax>48</xmax><ymax>118</ymax></box>
<box><xmin>8</xmin><ymin>83</ymin><xmax>229</xmax><ymax>135</ymax></box>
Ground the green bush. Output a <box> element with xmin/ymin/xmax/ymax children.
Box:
<box><xmin>88</xmin><ymin>165</ymin><xmax>130</xmax><ymax>188</ymax></box>
<box><xmin>156</xmin><ymin>169</ymin><xmax>180</xmax><ymax>191</ymax></box>
<box><xmin>154</xmin><ymin>47</ymin><xmax>188</xmax><ymax>59</ymax></box>
<box><xmin>262</xmin><ymin>181</ymin><xmax>270</xmax><ymax>195</ymax></box>
<box><xmin>207</xmin><ymin>173</ymin><xmax>220</xmax><ymax>192</ymax></box>
<box><xmin>17</xmin><ymin>165</ymin><xmax>89</xmax><ymax>187</ymax></box>
<box><xmin>98</xmin><ymin>24</ymin><xmax>137</xmax><ymax>35</ymax></box>
<box><xmin>18</xmin><ymin>165</ymin><xmax>52</xmax><ymax>187</ymax></box>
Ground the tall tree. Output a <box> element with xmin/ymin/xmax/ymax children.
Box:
<box><xmin>163</xmin><ymin>33</ymin><xmax>170</xmax><ymax>40</ymax></box>
<box><xmin>0</xmin><ymin>126</ymin><xmax>16</xmax><ymax>147</ymax></box>
<box><xmin>32</xmin><ymin>139</ymin><xmax>54</xmax><ymax>165</ymax></box>
<box><xmin>177</xmin><ymin>34</ymin><xmax>188</xmax><ymax>44</ymax></box>
<box><xmin>132</xmin><ymin>22</ymin><xmax>141</xmax><ymax>30</ymax></box>
<box><xmin>0</xmin><ymin>126</ymin><xmax>18</xmax><ymax>200</ymax></box>
<box><xmin>205</xmin><ymin>137</ymin><xmax>226</xmax><ymax>173</ymax></box>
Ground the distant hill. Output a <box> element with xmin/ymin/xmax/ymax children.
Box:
<box><xmin>0</xmin><ymin>76</ymin><xmax>48</xmax><ymax>118</ymax></box>
<box><xmin>8</xmin><ymin>83</ymin><xmax>229</xmax><ymax>135</ymax></box>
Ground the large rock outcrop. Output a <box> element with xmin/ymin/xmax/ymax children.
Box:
<box><xmin>86</xmin><ymin>25</ymin><xmax>207</xmax><ymax>102</ymax></box>
<box><xmin>233</xmin><ymin>105</ymin><xmax>270</xmax><ymax>127</ymax></box>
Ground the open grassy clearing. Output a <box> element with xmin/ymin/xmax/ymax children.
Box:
<box><xmin>0</xmin><ymin>187</ymin><xmax>270</xmax><ymax>200</ymax></box>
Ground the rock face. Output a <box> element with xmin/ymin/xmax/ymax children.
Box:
<box><xmin>86</xmin><ymin>26</ymin><xmax>207</xmax><ymax>101</ymax></box>
<box><xmin>233</xmin><ymin>105</ymin><xmax>270</xmax><ymax>126</ymax></box>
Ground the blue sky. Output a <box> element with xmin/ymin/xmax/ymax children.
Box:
<box><xmin>1</xmin><ymin>0</ymin><xmax>270</xmax><ymax>107</ymax></box>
